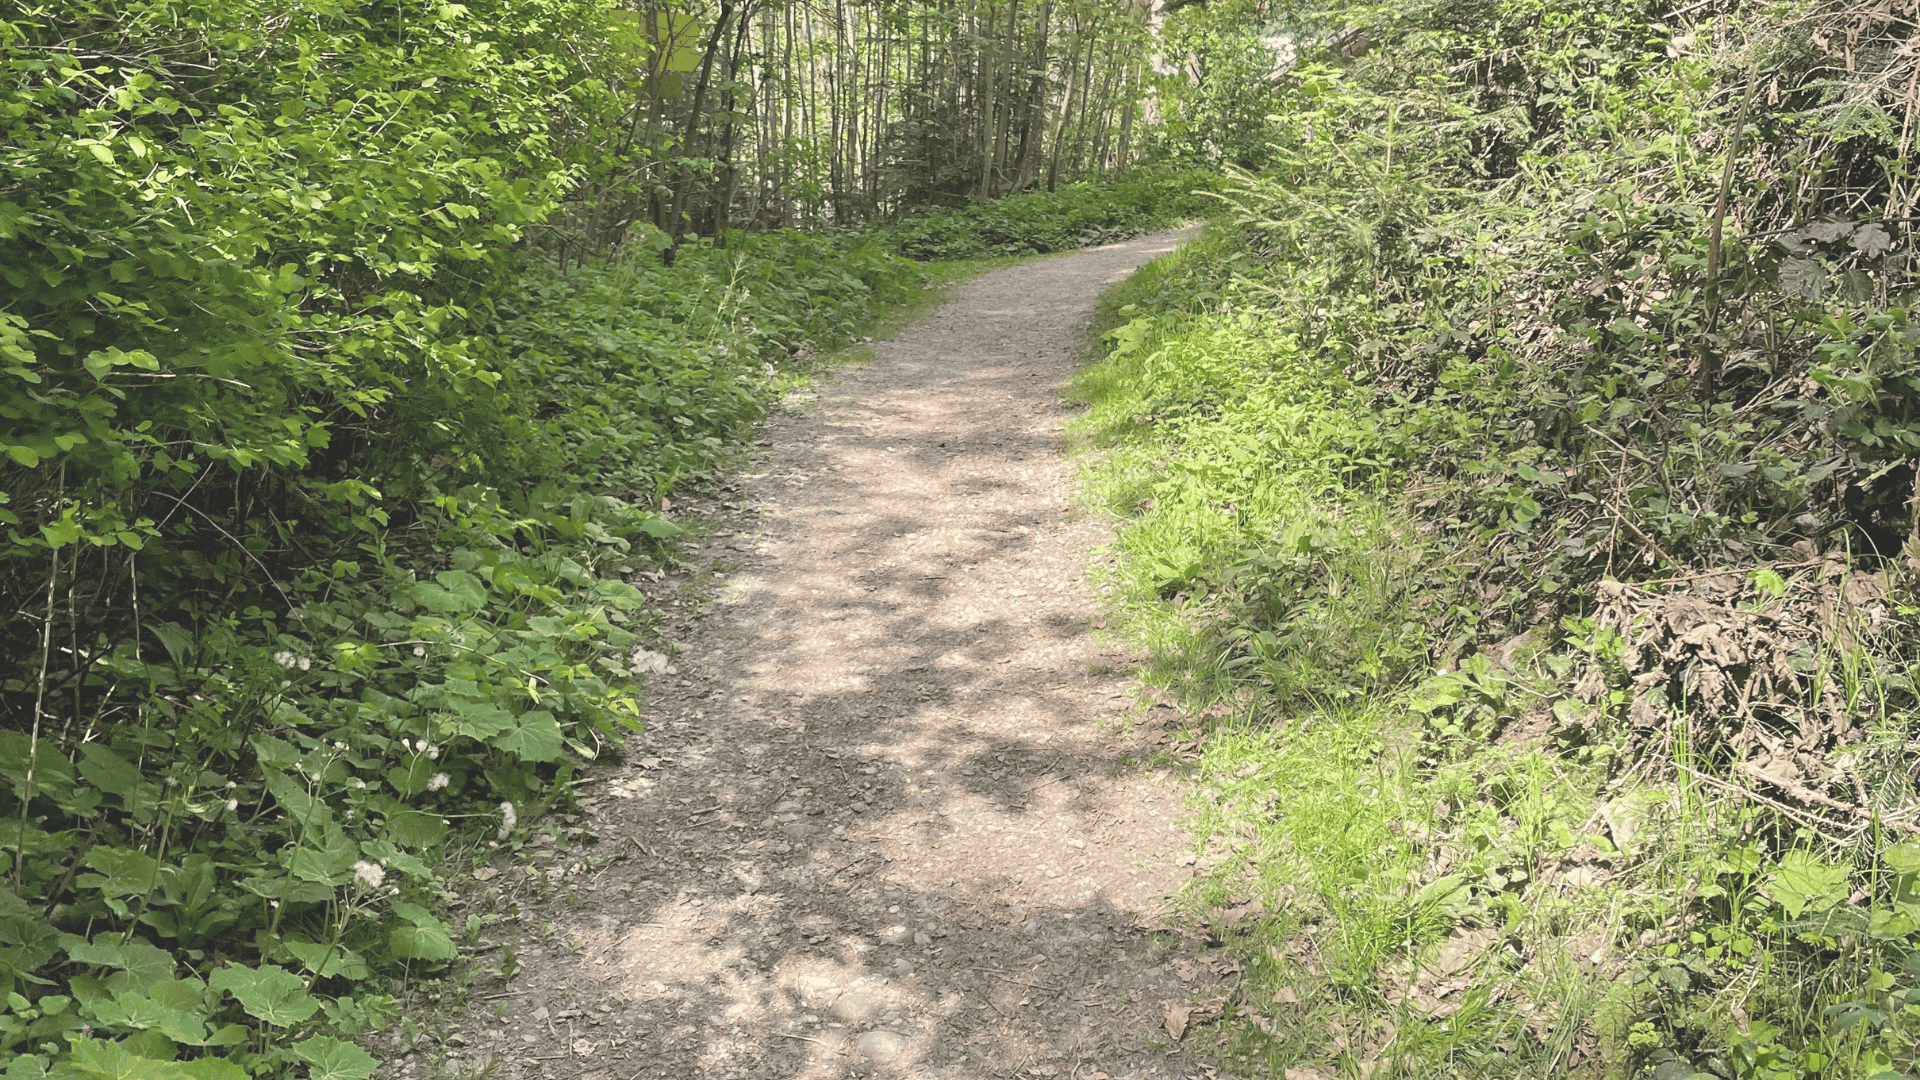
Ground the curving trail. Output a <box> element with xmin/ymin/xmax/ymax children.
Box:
<box><xmin>411</xmin><ymin>230</ymin><xmax>1211</xmax><ymax>1080</ymax></box>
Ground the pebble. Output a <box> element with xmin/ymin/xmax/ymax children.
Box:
<box><xmin>829</xmin><ymin>992</ymin><xmax>885</xmax><ymax>1023</ymax></box>
<box><xmin>855</xmin><ymin>1030</ymin><xmax>908</xmax><ymax>1060</ymax></box>
<box><xmin>780</xmin><ymin>822</ymin><xmax>815</xmax><ymax>839</ymax></box>
<box><xmin>878</xmin><ymin>924</ymin><xmax>913</xmax><ymax>945</ymax></box>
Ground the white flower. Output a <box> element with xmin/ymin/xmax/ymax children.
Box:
<box><xmin>298</xmin><ymin>657</ymin><xmax>311</xmax><ymax>671</ymax></box>
<box><xmin>332</xmin><ymin>741</ymin><xmax>346</xmax><ymax>751</ymax></box>
<box><xmin>427</xmin><ymin>772</ymin><xmax>450</xmax><ymax>792</ymax></box>
<box><xmin>224</xmin><ymin>798</ymin><xmax>238</xmax><ymax>813</ymax></box>
<box><xmin>225</xmin><ymin>780</ymin><xmax>237</xmax><ymax>790</ymax></box>
<box><xmin>497</xmin><ymin>801</ymin><xmax>517</xmax><ymax>840</ymax></box>
<box><xmin>413</xmin><ymin>645</ymin><xmax>427</xmax><ymax>658</ymax></box>
<box><xmin>353</xmin><ymin>860</ymin><xmax>386</xmax><ymax>890</ymax></box>
<box><xmin>426</xmin><ymin>744</ymin><xmax>440</xmax><ymax>760</ymax></box>
<box><xmin>273</xmin><ymin>651</ymin><xmax>296</xmax><ymax>668</ymax></box>
<box><xmin>351</xmin><ymin>778</ymin><xmax>367</xmax><ymax>789</ymax></box>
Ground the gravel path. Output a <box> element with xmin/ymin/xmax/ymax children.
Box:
<box><xmin>412</xmin><ymin>230</ymin><xmax>1213</xmax><ymax>1080</ymax></box>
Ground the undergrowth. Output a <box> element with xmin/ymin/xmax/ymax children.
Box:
<box><xmin>1078</xmin><ymin>0</ymin><xmax>1920</xmax><ymax>1074</ymax></box>
<box><xmin>881</xmin><ymin>169</ymin><xmax>1220</xmax><ymax>260</ymax></box>
<box><xmin>0</xmin><ymin>226</ymin><xmax>920</xmax><ymax>1079</ymax></box>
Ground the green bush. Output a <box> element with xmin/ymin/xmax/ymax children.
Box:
<box><xmin>0</xmin><ymin>0</ymin><xmax>919</xmax><ymax>1063</ymax></box>
<box><xmin>883</xmin><ymin>170</ymin><xmax>1219</xmax><ymax>260</ymax></box>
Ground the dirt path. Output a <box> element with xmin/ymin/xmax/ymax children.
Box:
<box><xmin>414</xmin><ymin>231</ymin><xmax>1210</xmax><ymax>1080</ymax></box>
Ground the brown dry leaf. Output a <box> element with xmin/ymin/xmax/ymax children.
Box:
<box><xmin>1431</xmin><ymin>927</ymin><xmax>1498</xmax><ymax>977</ymax></box>
<box><xmin>1205</xmin><ymin>954</ymin><xmax>1244</xmax><ymax>976</ymax></box>
<box><xmin>1272</xmin><ymin>986</ymin><xmax>1301</xmax><ymax>1006</ymax></box>
<box><xmin>1284</xmin><ymin>1070</ymin><xmax>1332</xmax><ymax>1080</ymax></box>
<box><xmin>1222</xmin><ymin>899</ymin><xmax>1263</xmax><ymax>927</ymax></box>
<box><xmin>1172</xmin><ymin>959</ymin><xmax>1203</xmax><ymax>983</ymax></box>
<box><xmin>1164</xmin><ymin>1003</ymin><xmax>1191</xmax><ymax>1041</ymax></box>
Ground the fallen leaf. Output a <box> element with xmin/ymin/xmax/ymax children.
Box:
<box><xmin>472</xmin><ymin>867</ymin><xmax>498</xmax><ymax>881</ymax></box>
<box><xmin>1172</xmin><ymin>959</ymin><xmax>1203</xmax><ymax>983</ymax></box>
<box><xmin>1272</xmin><ymin>986</ymin><xmax>1301</xmax><ymax>1006</ymax></box>
<box><xmin>1284</xmin><ymin>1069</ymin><xmax>1332</xmax><ymax>1080</ymax></box>
<box><xmin>1222</xmin><ymin>899</ymin><xmax>1263</xmax><ymax>927</ymax></box>
<box><xmin>1164</xmin><ymin>1003</ymin><xmax>1191</xmax><ymax>1041</ymax></box>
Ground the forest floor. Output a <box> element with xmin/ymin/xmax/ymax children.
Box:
<box><xmin>386</xmin><ymin>230</ymin><xmax>1240</xmax><ymax>1080</ymax></box>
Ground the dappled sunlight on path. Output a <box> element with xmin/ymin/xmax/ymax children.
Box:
<box><xmin>414</xmin><ymin>231</ymin><xmax>1210</xmax><ymax>1080</ymax></box>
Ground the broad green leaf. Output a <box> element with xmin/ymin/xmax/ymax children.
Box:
<box><xmin>0</xmin><ymin>885</ymin><xmax>60</xmax><ymax>974</ymax></box>
<box><xmin>264</xmin><ymin>769</ymin><xmax>331</xmax><ymax>829</ymax></box>
<box><xmin>291</xmin><ymin>1035</ymin><xmax>379</xmax><ymax>1080</ymax></box>
<box><xmin>145</xmin><ymin>623</ymin><xmax>195</xmax><ymax>668</ymax></box>
<box><xmin>178</xmin><ymin>1061</ymin><xmax>246</xmax><ymax>1080</ymax></box>
<box><xmin>493</xmin><ymin>709</ymin><xmax>564</xmax><ymax>762</ymax></box>
<box><xmin>61</xmin><ymin>936</ymin><xmax>175</xmax><ymax>991</ymax></box>
<box><xmin>444</xmin><ymin>701</ymin><xmax>515</xmax><ymax>741</ymax></box>
<box><xmin>68</xmin><ymin>1037</ymin><xmax>187</xmax><ymax>1080</ymax></box>
<box><xmin>208</xmin><ymin>963</ymin><xmax>319</xmax><ymax>1026</ymax></box>
<box><xmin>77</xmin><ymin>845</ymin><xmax>158</xmax><ymax>899</ymax></box>
<box><xmin>84</xmin><ymin>983</ymin><xmax>210</xmax><ymax>1045</ymax></box>
<box><xmin>386</xmin><ymin>810</ymin><xmax>448</xmax><ymax>848</ymax></box>
<box><xmin>388</xmin><ymin>925</ymin><xmax>457</xmax><ymax>962</ymax></box>
<box><xmin>282</xmin><ymin>939</ymin><xmax>370</xmax><ymax>981</ymax></box>
<box><xmin>387</xmin><ymin>902</ymin><xmax>457</xmax><ymax>961</ymax></box>
<box><xmin>1770</xmin><ymin>850</ymin><xmax>1850</xmax><ymax>919</ymax></box>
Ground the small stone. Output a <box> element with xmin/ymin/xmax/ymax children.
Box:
<box><xmin>855</xmin><ymin>1030</ymin><xmax>908</xmax><ymax>1060</ymax></box>
<box><xmin>878</xmin><ymin>924</ymin><xmax>913</xmax><ymax>945</ymax></box>
<box><xmin>913</xmin><ymin>931</ymin><xmax>933</xmax><ymax>946</ymax></box>
<box><xmin>781</xmin><ymin>822</ymin><xmax>815</xmax><ymax>839</ymax></box>
<box><xmin>829</xmin><ymin>993</ymin><xmax>885</xmax><ymax>1023</ymax></box>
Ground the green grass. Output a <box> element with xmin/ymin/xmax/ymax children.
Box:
<box><xmin>1070</xmin><ymin>233</ymin><xmax>1649</xmax><ymax>1077</ymax></box>
<box><xmin>1073</xmin><ymin>225</ymin><xmax>1920</xmax><ymax>1078</ymax></box>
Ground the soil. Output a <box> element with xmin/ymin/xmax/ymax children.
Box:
<box><xmin>393</xmin><ymin>230</ymin><xmax>1223</xmax><ymax>1080</ymax></box>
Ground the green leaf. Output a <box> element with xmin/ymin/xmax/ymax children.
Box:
<box><xmin>388</xmin><ymin>924</ymin><xmax>458</xmax><ymax>962</ymax></box>
<box><xmin>387</xmin><ymin>902</ymin><xmax>457</xmax><ymax>962</ymax></box>
<box><xmin>4</xmin><ymin>445</ymin><xmax>38</xmax><ymax>468</ymax></box>
<box><xmin>75</xmin><ymin>846</ymin><xmax>159</xmax><ymax>909</ymax></box>
<box><xmin>0</xmin><ymin>885</ymin><xmax>61</xmax><ymax>974</ymax></box>
<box><xmin>291</xmin><ymin>1035</ymin><xmax>379</xmax><ymax>1080</ymax></box>
<box><xmin>177</xmin><ymin>1061</ymin><xmax>246</xmax><ymax>1080</ymax></box>
<box><xmin>76</xmin><ymin>746</ymin><xmax>143</xmax><ymax>804</ymax></box>
<box><xmin>414</xmin><ymin>569</ymin><xmax>487</xmax><ymax>614</ymax></box>
<box><xmin>282</xmin><ymin>939</ymin><xmax>370</xmax><ymax>981</ymax></box>
<box><xmin>146</xmin><ymin>623</ymin><xmax>195</xmax><ymax>668</ymax></box>
<box><xmin>61</xmin><ymin>935</ymin><xmax>175</xmax><ymax>991</ymax></box>
<box><xmin>1770</xmin><ymin>850</ymin><xmax>1850</xmax><ymax>919</ymax></box>
<box><xmin>84</xmin><ymin>982</ymin><xmax>211</xmax><ymax>1045</ymax></box>
<box><xmin>386</xmin><ymin>810</ymin><xmax>448</xmax><ymax>848</ymax></box>
<box><xmin>493</xmin><ymin>709</ymin><xmax>565</xmax><ymax>762</ymax></box>
<box><xmin>208</xmin><ymin>963</ymin><xmax>319</xmax><ymax>1026</ymax></box>
<box><xmin>68</xmin><ymin>1037</ymin><xmax>187</xmax><ymax>1080</ymax></box>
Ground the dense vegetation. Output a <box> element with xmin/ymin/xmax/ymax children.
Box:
<box><xmin>0</xmin><ymin>0</ymin><xmax>1202</xmax><ymax>1074</ymax></box>
<box><xmin>1080</xmin><ymin>0</ymin><xmax>1920</xmax><ymax>1076</ymax></box>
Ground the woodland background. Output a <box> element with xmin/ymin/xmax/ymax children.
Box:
<box><xmin>4</xmin><ymin>0</ymin><xmax>1920</xmax><ymax>1076</ymax></box>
